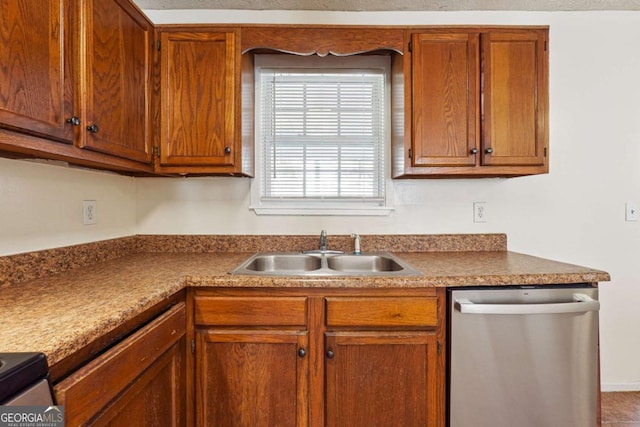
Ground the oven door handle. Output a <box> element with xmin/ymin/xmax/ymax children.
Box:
<box><xmin>455</xmin><ymin>293</ymin><xmax>600</xmax><ymax>315</ymax></box>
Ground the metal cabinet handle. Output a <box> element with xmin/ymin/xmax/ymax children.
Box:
<box><xmin>470</xmin><ymin>148</ymin><xmax>478</xmax><ymax>154</ymax></box>
<box><xmin>484</xmin><ymin>147</ymin><xmax>493</xmax><ymax>154</ymax></box>
<box><xmin>455</xmin><ymin>293</ymin><xmax>600</xmax><ymax>315</ymax></box>
<box><xmin>87</xmin><ymin>124</ymin><xmax>99</xmax><ymax>133</ymax></box>
<box><xmin>298</xmin><ymin>348</ymin><xmax>306</xmax><ymax>358</ymax></box>
<box><xmin>224</xmin><ymin>147</ymin><xmax>231</xmax><ymax>154</ymax></box>
<box><xmin>66</xmin><ymin>117</ymin><xmax>80</xmax><ymax>126</ymax></box>
<box><xmin>326</xmin><ymin>350</ymin><xmax>335</xmax><ymax>359</ymax></box>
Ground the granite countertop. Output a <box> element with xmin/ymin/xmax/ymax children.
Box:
<box><xmin>0</xmin><ymin>248</ymin><xmax>610</xmax><ymax>373</ymax></box>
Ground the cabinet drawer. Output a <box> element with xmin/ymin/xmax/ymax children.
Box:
<box><xmin>194</xmin><ymin>296</ymin><xmax>308</xmax><ymax>326</ymax></box>
<box><xmin>326</xmin><ymin>297</ymin><xmax>437</xmax><ymax>327</ymax></box>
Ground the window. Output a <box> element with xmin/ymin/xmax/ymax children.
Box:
<box><xmin>250</xmin><ymin>55</ymin><xmax>392</xmax><ymax>216</ymax></box>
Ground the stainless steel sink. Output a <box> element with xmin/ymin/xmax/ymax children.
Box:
<box><xmin>241</xmin><ymin>253</ymin><xmax>322</xmax><ymax>273</ymax></box>
<box><xmin>231</xmin><ymin>252</ymin><xmax>421</xmax><ymax>276</ymax></box>
<box><xmin>326</xmin><ymin>254</ymin><xmax>405</xmax><ymax>273</ymax></box>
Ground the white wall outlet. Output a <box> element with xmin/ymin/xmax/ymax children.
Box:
<box><xmin>473</xmin><ymin>202</ymin><xmax>487</xmax><ymax>223</ymax></box>
<box><xmin>83</xmin><ymin>200</ymin><xmax>97</xmax><ymax>225</ymax></box>
<box><xmin>626</xmin><ymin>202</ymin><xmax>638</xmax><ymax>222</ymax></box>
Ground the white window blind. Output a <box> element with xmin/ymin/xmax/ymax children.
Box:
<box><xmin>259</xmin><ymin>68</ymin><xmax>386</xmax><ymax>204</ymax></box>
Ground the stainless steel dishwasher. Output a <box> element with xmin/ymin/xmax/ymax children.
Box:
<box><xmin>448</xmin><ymin>285</ymin><xmax>600</xmax><ymax>427</ymax></box>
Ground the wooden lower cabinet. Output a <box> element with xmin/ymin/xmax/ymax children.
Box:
<box><xmin>88</xmin><ymin>341</ymin><xmax>185</xmax><ymax>427</ymax></box>
<box><xmin>193</xmin><ymin>289</ymin><xmax>445</xmax><ymax>427</ymax></box>
<box><xmin>325</xmin><ymin>331</ymin><xmax>440</xmax><ymax>427</ymax></box>
<box><xmin>54</xmin><ymin>302</ymin><xmax>187</xmax><ymax>426</ymax></box>
<box><xmin>195</xmin><ymin>330</ymin><xmax>309</xmax><ymax>427</ymax></box>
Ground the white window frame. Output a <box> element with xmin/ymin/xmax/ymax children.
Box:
<box><xmin>250</xmin><ymin>54</ymin><xmax>394</xmax><ymax>216</ymax></box>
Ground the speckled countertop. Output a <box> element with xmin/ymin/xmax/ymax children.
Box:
<box><xmin>0</xmin><ymin>235</ymin><xmax>610</xmax><ymax>376</ymax></box>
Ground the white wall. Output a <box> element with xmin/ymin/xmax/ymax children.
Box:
<box><xmin>137</xmin><ymin>10</ymin><xmax>640</xmax><ymax>390</ymax></box>
<box><xmin>0</xmin><ymin>158</ymin><xmax>136</xmax><ymax>256</ymax></box>
<box><xmin>0</xmin><ymin>9</ymin><xmax>637</xmax><ymax>390</ymax></box>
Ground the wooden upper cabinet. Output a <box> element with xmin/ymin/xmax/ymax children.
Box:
<box><xmin>411</xmin><ymin>32</ymin><xmax>479</xmax><ymax>167</ymax></box>
<box><xmin>481</xmin><ymin>30</ymin><xmax>548</xmax><ymax>167</ymax></box>
<box><xmin>160</xmin><ymin>31</ymin><xmax>235</xmax><ymax>167</ymax></box>
<box><xmin>0</xmin><ymin>0</ymin><xmax>75</xmax><ymax>143</ymax></box>
<box><xmin>159</xmin><ymin>30</ymin><xmax>253</xmax><ymax>174</ymax></box>
<box><xmin>395</xmin><ymin>27</ymin><xmax>549</xmax><ymax>177</ymax></box>
<box><xmin>1</xmin><ymin>18</ymin><xmax>547</xmax><ymax>177</ymax></box>
<box><xmin>79</xmin><ymin>0</ymin><xmax>152</xmax><ymax>164</ymax></box>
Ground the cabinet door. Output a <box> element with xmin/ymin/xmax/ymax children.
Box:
<box><xmin>160</xmin><ymin>31</ymin><xmax>236</xmax><ymax>168</ymax></box>
<box><xmin>89</xmin><ymin>337</ymin><xmax>186</xmax><ymax>427</ymax></box>
<box><xmin>325</xmin><ymin>331</ymin><xmax>441</xmax><ymax>427</ymax></box>
<box><xmin>196</xmin><ymin>330</ymin><xmax>308</xmax><ymax>427</ymax></box>
<box><xmin>0</xmin><ymin>0</ymin><xmax>75</xmax><ymax>143</ymax></box>
<box><xmin>80</xmin><ymin>0</ymin><xmax>152</xmax><ymax>163</ymax></box>
<box><xmin>481</xmin><ymin>30</ymin><xmax>548</xmax><ymax>166</ymax></box>
<box><xmin>54</xmin><ymin>303</ymin><xmax>187</xmax><ymax>426</ymax></box>
<box><xmin>411</xmin><ymin>32</ymin><xmax>479</xmax><ymax>167</ymax></box>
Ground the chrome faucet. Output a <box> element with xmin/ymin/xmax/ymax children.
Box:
<box><xmin>304</xmin><ymin>230</ymin><xmax>343</xmax><ymax>255</ymax></box>
<box><xmin>320</xmin><ymin>229</ymin><xmax>328</xmax><ymax>252</ymax></box>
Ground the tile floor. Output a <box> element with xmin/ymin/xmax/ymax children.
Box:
<box><xmin>602</xmin><ymin>392</ymin><xmax>640</xmax><ymax>426</ymax></box>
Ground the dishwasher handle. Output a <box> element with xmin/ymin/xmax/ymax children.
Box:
<box><xmin>456</xmin><ymin>293</ymin><xmax>600</xmax><ymax>315</ymax></box>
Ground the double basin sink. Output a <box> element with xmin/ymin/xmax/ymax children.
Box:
<box><xmin>231</xmin><ymin>252</ymin><xmax>421</xmax><ymax>276</ymax></box>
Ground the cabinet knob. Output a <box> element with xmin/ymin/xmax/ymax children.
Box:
<box><xmin>326</xmin><ymin>349</ymin><xmax>335</xmax><ymax>359</ymax></box>
<box><xmin>470</xmin><ymin>148</ymin><xmax>478</xmax><ymax>154</ymax></box>
<box><xmin>485</xmin><ymin>147</ymin><xmax>493</xmax><ymax>154</ymax></box>
<box><xmin>87</xmin><ymin>124</ymin><xmax>99</xmax><ymax>133</ymax></box>
<box><xmin>298</xmin><ymin>348</ymin><xmax>306</xmax><ymax>358</ymax></box>
<box><xmin>224</xmin><ymin>147</ymin><xmax>232</xmax><ymax>154</ymax></box>
<box><xmin>66</xmin><ymin>117</ymin><xmax>80</xmax><ymax>126</ymax></box>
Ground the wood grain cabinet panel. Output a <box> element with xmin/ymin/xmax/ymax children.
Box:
<box><xmin>193</xmin><ymin>290</ymin><xmax>310</xmax><ymax>426</ymax></box>
<box><xmin>0</xmin><ymin>0</ymin><xmax>75</xmax><ymax>143</ymax></box>
<box><xmin>241</xmin><ymin>27</ymin><xmax>404</xmax><ymax>56</ymax></box>
<box><xmin>324</xmin><ymin>292</ymin><xmax>444</xmax><ymax>427</ymax></box>
<box><xmin>159</xmin><ymin>30</ymin><xmax>245</xmax><ymax>173</ymax></box>
<box><xmin>54</xmin><ymin>303</ymin><xmax>187</xmax><ymax>427</ymax></box>
<box><xmin>87</xmin><ymin>340</ymin><xmax>185</xmax><ymax>427</ymax></box>
<box><xmin>395</xmin><ymin>27</ymin><xmax>549</xmax><ymax>177</ymax></box>
<box><xmin>79</xmin><ymin>0</ymin><xmax>152</xmax><ymax>163</ymax></box>
<box><xmin>196</xmin><ymin>330</ymin><xmax>309</xmax><ymax>427</ymax></box>
<box><xmin>161</xmin><ymin>31</ymin><xmax>234</xmax><ymax>166</ymax></box>
<box><xmin>326</xmin><ymin>296</ymin><xmax>438</xmax><ymax>327</ymax></box>
<box><xmin>325</xmin><ymin>331</ymin><xmax>440</xmax><ymax>427</ymax></box>
<box><xmin>1</xmin><ymin>19</ymin><xmax>547</xmax><ymax>178</ymax></box>
<box><xmin>191</xmin><ymin>289</ymin><xmax>445</xmax><ymax>427</ymax></box>
<box><xmin>410</xmin><ymin>32</ymin><xmax>479</xmax><ymax>167</ymax></box>
<box><xmin>0</xmin><ymin>0</ymin><xmax>156</xmax><ymax>173</ymax></box>
<box><xmin>195</xmin><ymin>296</ymin><xmax>307</xmax><ymax>326</ymax></box>
<box><xmin>481</xmin><ymin>30</ymin><xmax>547</xmax><ymax>167</ymax></box>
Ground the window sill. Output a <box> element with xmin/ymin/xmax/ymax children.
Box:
<box><xmin>249</xmin><ymin>205</ymin><xmax>394</xmax><ymax>216</ymax></box>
